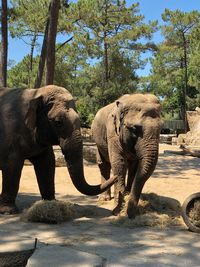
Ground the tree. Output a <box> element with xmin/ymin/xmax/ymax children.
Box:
<box><xmin>67</xmin><ymin>0</ymin><xmax>157</xmax><ymax>87</ymax></box>
<box><xmin>8</xmin><ymin>55</ymin><xmax>38</xmax><ymax>88</ymax></box>
<box><xmin>9</xmin><ymin>0</ymin><xmax>70</xmax><ymax>88</ymax></box>
<box><xmin>46</xmin><ymin>0</ymin><xmax>60</xmax><ymax>85</ymax></box>
<box><xmin>9</xmin><ymin>0</ymin><xmax>51</xmax><ymax>87</ymax></box>
<box><xmin>161</xmin><ymin>9</ymin><xmax>200</xmax><ymax>129</ymax></box>
<box><xmin>0</xmin><ymin>0</ymin><xmax>8</xmax><ymax>87</ymax></box>
<box><xmin>146</xmin><ymin>9</ymin><xmax>200</xmax><ymax>126</ymax></box>
<box><xmin>34</xmin><ymin>9</ymin><xmax>50</xmax><ymax>88</ymax></box>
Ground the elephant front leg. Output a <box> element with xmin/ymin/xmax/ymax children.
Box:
<box><xmin>127</xmin><ymin>178</ymin><xmax>146</xmax><ymax>219</ymax></box>
<box><xmin>29</xmin><ymin>147</ymin><xmax>55</xmax><ymax>200</ymax></box>
<box><xmin>127</xmin><ymin>167</ymin><xmax>151</xmax><ymax>219</ymax></box>
<box><xmin>127</xmin><ymin>157</ymin><xmax>157</xmax><ymax>219</ymax></box>
<box><xmin>126</xmin><ymin>160</ymin><xmax>138</xmax><ymax>194</ymax></box>
<box><xmin>97</xmin><ymin>149</ymin><xmax>111</xmax><ymax>201</ymax></box>
<box><xmin>108</xmin><ymin>141</ymin><xmax>127</xmax><ymax>215</ymax></box>
<box><xmin>112</xmin><ymin>162</ymin><xmax>127</xmax><ymax>216</ymax></box>
<box><xmin>0</xmin><ymin>158</ymin><xmax>24</xmax><ymax>214</ymax></box>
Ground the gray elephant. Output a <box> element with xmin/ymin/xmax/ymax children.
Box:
<box><xmin>91</xmin><ymin>93</ymin><xmax>163</xmax><ymax>218</ymax></box>
<box><xmin>0</xmin><ymin>85</ymin><xmax>116</xmax><ymax>214</ymax></box>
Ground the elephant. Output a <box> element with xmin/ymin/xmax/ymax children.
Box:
<box><xmin>91</xmin><ymin>93</ymin><xmax>163</xmax><ymax>219</ymax></box>
<box><xmin>0</xmin><ymin>85</ymin><xmax>116</xmax><ymax>214</ymax></box>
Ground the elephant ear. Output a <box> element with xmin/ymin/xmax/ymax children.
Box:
<box><xmin>112</xmin><ymin>94</ymin><xmax>131</xmax><ymax>135</ymax></box>
<box><xmin>25</xmin><ymin>96</ymin><xmax>43</xmax><ymax>130</ymax></box>
<box><xmin>112</xmin><ymin>100</ymin><xmax>124</xmax><ymax>135</ymax></box>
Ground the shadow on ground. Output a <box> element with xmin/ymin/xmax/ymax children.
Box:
<box><xmin>153</xmin><ymin>152</ymin><xmax>200</xmax><ymax>179</ymax></box>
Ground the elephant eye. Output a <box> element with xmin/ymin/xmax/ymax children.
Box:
<box><xmin>143</xmin><ymin>110</ymin><xmax>158</xmax><ymax>118</ymax></box>
<box><xmin>126</xmin><ymin>124</ymin><xmax>142</xmax><ymax>134</ymax></box>
<box><xmin>54</xmin><ymin>119</ymin><xmax>63</xmax><ymax>127</ymax></box>
<box><xmin>126</xmin><ymin>125</ymin><xmax>137</xmax><ymax>133</ymax></box>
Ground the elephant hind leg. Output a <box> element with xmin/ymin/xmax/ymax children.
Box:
<box><xmin>97</xmin><ymin>149</ymin><xmax>111</xmax><ymax>201</ymax></box>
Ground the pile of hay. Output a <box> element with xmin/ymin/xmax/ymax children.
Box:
<box><xmin>112</xmin><ymin>193</ymin><xmax>183</xmax><ymax>229</ymax></box>
<box><xmin>188</xmin><ymin>200</ymin><xmax>200</xmax><ymax>227</ymax></box>
<box><xmin>22</xmin><ymin>200</ymin><xmax>76</xmax><ymax>224</ymax></box>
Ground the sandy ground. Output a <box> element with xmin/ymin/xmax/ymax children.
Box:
<box><xmin>16</xmin><ymin>143</ymin><xmax>200</xmax><ymax>210</ymax></box>
<box><xmin>1</xmin><ymin>143</ymin><xmax>200</xmax><ymax>266</ymax></box>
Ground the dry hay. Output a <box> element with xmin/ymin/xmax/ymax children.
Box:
<box><xmin>188</xmin><ymin>200</ymin><xmax>200</xmax><ymax>227</ymax></box>
<box><xmin>112</xmin><ymin>193</ymin><xmax>183</xmax><ymax>229</ymax></box>
<box><xmin>21</xmin><ymin>200</ymin><xmax>76</xmax><ymax>224</ymax></box>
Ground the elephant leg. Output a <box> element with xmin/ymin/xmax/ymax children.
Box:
<box><xmin>111</xmin><ymin>158</ymin><xmax>127</xmax><ymax>215</ymax></box>
<box><xmin>97</xmin><ymin>149</ymin><xmax>111</xmax><ymax>201</ymax></box>
<box><xmin>29</xmin><ymin>147</ymin><xmax>55</xmax><ymax>200</ymax></box>
<box><xmin>112</xmin><ymin>169</ymin><xmax>126</xmax><ymax>215</ymax></box>
<box><xmin>0</xmin><ymin>157</ymin><xmax>24</xmax><ymax>214</ymax></box>
<box><xmin>126</xmin><ymin>160</ymin><xmax>138</xmax><ymax>194</ymax></box>
<box><xmin>127</xmin><ymin>176</ymin><xmax>147</xmax><ymax>219</ymax></box>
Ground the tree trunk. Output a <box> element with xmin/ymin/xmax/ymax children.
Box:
<box><xmin>103</xmin><ymin>31</ymin><xmax>109</xmax><ymax>83</ymax></box>
<box><xmin>103</xmin><ymin>1</ymin><xmax>109</xmax><ymax>84</ymax></box>
<box><xmin>183</xmin><ymin>33</ymin><xmax>189</xmax><ymax>132</ymax></box>
<box><xmin>0</xmin><ymin>0</ymin><xmax>8</xmax><ymax>87</ymax></box>
<box><xmin>46</xmin><ymin>0</ymin><xmax>60</xmax><ymax>85</ymax></box>
<box><xmin>34</xmin><ymin>18</ymin><xmax>49</xmax><ymax>88</ymax></box>
<box><xmin>28</xmin><ymin>33</ymin><xmax>37</xmax><ymax>88</ymax></box>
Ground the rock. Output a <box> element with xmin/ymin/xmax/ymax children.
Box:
<box><xmin>160</xmin><ymin>134</ymin><xmax>176</xmax><ymax>144</ymax></box>
<box><xmin>172</xmin><ymin>137</ymin><xmax>178</xmax><ymax>145</ymax></box>
<box><xmin>83</xmin><ymin>143</ymin><xmax>97</xmax><ymax>164</ymax></box>
<box><xmin>177</xmin><ymin>110</ymin><xmax>200</xmax><ymax>146</ymax></box>
<box><xmin>53</xmin><ymin>146</ymin><xmax>66</xmax><ymax>167</ymax></box>
<box><xmin>27</xmin><ymin>245</ymin><xmax>102</xmax><ymax>267</ymax></box>
<box><xmin>54</xmin><ymin>143</ymin><xmax>97</xmax><ymax>167</ymax></box>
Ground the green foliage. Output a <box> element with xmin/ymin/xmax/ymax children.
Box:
<box><xmin>6</xmin><ymin>0</ymin><xmax>155</xmax><ymax>125</ymax></box>
<box><xmin>9</xmin><ymin>2</ymin><xmax>200</xmax><ymax>126</ymax></box>
<box><xmin>146</xmin><ymin>9</ymin><xmax>200</xmax><ymax>120</ymax></box>
<box><xmin>66</xmin><ymin>0</ymin><xmax>157</xmax><ymax>75</ymax></box>
<box><xmin>9</xmin><ymin>0</ymin><xmax>50</xmax><ymax>38</ymax></box>
<box><xmin>7</xmin><ymin>55</ymin><xmax>39</xmax><ymax>88</ymax></box>
<box><xmin>76</xmin><ymin>97</ymin><xmax>95</xmax><ymax>127</ymax></box>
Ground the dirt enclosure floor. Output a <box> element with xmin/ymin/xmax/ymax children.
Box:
<box><xmin>1</xmin><ymin>143</ymin><xmax>200</xmax><ymax>267</ymax></box>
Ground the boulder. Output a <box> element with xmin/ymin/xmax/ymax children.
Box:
<box><xmin>178</xmin><ymin>109</ymin><xmax>200</xmax><ymax>146</ymax></box>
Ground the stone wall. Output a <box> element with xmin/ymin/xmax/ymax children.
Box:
<box><xmin>25</xmin><ymin>143</ymin><xmax>97</xmax><ymax>167</ymax></box>
<box><xmin>177</xmin><ymin>109</ymin><xmax>200</xmax><ymax>146</ymax></box>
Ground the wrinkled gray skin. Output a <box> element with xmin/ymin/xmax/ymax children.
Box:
<box><xmin>91</xmin><ymin>94</ymin><xmax>163</xmax><ymax>219</ymax></box>
<box><xmin>0</xmin><ymin>85</ymin><xmax>116</xmax><ymax>214</ymax></box>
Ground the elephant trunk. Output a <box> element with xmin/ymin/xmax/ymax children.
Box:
<box><xmin>127</xmin><ymin>139</ymin><xmax>159</xmax><ymax>218</ymax></box>
<box><xmin>61</xmin><ymin>130</ymin><xmax>117</xmax><ymax>196</ymax></box>
<box><xmin>136</xmin><ymin>139</ymin><xmax>159</xmax><ymax>177</ymax></box>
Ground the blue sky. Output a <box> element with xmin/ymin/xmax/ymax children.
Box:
<box><xmin>8</xmin><ymin>0</ymin><xmax>200</xmax><ymax>76</ymax></box>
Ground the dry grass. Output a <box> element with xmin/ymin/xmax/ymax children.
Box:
<box><xmin>188</xmin><ymin>200</ymin><xmax>200</xmax><ymax>227</ymax></box>
<box><xmin>21</xmin><ymin>193</ymin><xmax>184</xmax><ymax>228</ymax></box>
<box><xmin>21</xmin><ymin>200</ymin><xmax>76</xmax><ymax>224</ymax></box>
<box><xmin>112</xmin><ymin>193</ymin><xmax>183</xmax><ymax>229</ymax></box>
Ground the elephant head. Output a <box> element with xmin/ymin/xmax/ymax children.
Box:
<box><xmin>25</xmin><ymin>85</ymin><xmax>116</xmax><ymax>196</ymax></box>
<box><xmin>112</xmin><ymin>93</ymin><xmax>163</xmax><ymax>218</ymax></box>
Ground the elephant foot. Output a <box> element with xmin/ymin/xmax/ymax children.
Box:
<box><xmin>127</xmin><ymin>199</ymin><xmax>139</xmax><ymax>219</ymax></box>
<box><xmin>0</xmin><ymin>203</ymin><xmax>18</xmax><ymax>214</ymax></box>
<box><xmin>112</xmin><ymin>205</ymin><xmax>122</xmax><ymax>216</ymax></box>
<box><xmin>124</xmin><ymin>189</ymin><xmax>130</xmax><ymax>196</ymax></box>
<box><xmin>112</xmin><ymin>192</ymin><xmax>125</xmax><ymax>216</ymax></box>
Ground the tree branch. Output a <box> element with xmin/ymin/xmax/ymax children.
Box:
<box><xmin>56</xmin><ymin>36</ymin><xmax>73</xmax><ymax>51</ymax></box>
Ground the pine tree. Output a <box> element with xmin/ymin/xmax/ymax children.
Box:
<box><xmin>0</xmin><ymin>0</ymin><xmax>8</xmax><ymax>87</ymax></box>
<box><xmin>46</xmin><ymin>0</ymin><xmax>60</xmax><ymax>85</ymax></box>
